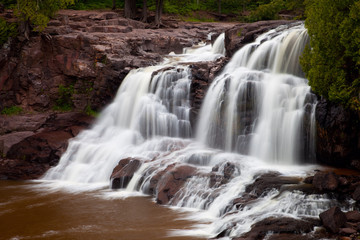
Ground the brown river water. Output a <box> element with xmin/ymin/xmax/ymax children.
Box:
<box><xmin>0</xmin><ymin>181</ymin><xmax>205</xmax><ymax>240</ymax></box>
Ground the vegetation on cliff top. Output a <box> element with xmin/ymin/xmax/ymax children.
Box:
<box><xmin>301</xmin><ymin>0</ymin><xmax>360</xmax><ymax>112</ymax></box>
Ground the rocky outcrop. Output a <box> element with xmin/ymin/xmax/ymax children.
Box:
<box><xmin>0</xmin><ymin>112</ymin><xmax>93</xmax><ymax>180</ymax></box>
<box><xmin>224</xmin><ymin>20</ymin><xmax>297</xmax><ymax>57</ymax></box>
<box><xmin>315</xmin><ymin>98</ymin><xmax>360</xmax><ymax>170</ymax></box>
<box><xmin>319</xmin><ymin>208</ymin><xmax>360</xmax><ymax>239</ymax></box>
<box><xmin>110</xmin><ymin>157</ymin><xmax>142</xmax><ymax>189</ymax></box>
<box><xmin>189</xmin><ymin>57</ymin><xmax>228</xmax><ymax>125</ymax></box>
<box><xmin>0</xmin><ymin>9</ymin><xmax>236</xmax><ymax>113</ymax></box>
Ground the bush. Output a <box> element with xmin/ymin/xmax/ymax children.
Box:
<box><xmin>0</xmin><ymin>18</ymin><xmax>17</xmax><ymax>46</ymax></box>
<box><xmin>1</xmin><ymin>106</ymin><xmax>23</xmax><ymax>115</ymax></box>
<box><xmin>301</xmin><ymin>0</ymin><xmax>360</xmax><ymax>112</ymax></box>
<box><xmin>54</xmin><ymin>84</ymin><xmax>74</xmax><ymax>111</ymax></box>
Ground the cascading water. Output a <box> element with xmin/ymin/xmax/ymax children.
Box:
<box><xmin>41</xmin><ymin>23</ymin><xmax>349</xmax><ymax>239</ymax></box>
<box><xmin>196</xmin><ymin>23</ymin><xmax>316</xmax><ymax>164</ymax></box>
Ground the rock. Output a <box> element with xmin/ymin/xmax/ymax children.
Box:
<box><xmin>315</xmin><ymin>98</ymin><xmax>360</xmax><ymax>169</ymax></box>
<box><xmin>0</xmin><ymin>112</ymin><xmax>93</xmax><ymax>180</ymax></box>
<box><xmin>238</xmin><ymin>217</ymin><xmax>319</xmax><ymax>240</ymax></box>
<box><xmin>155</xmin><ymin>164</ymin><xmax>196</xmax><ymax>205</ymax></box>
<box><xmin>224</xmin><ymin>20</ymin><xmax>298</xmax><ymax>57</ymax></box>
<box><xmin>0</xmin><ymin>9</ymin><xmax>236</xmax><ymax>113</ymax></box>
<box><xmin>209</xmin><ymin>162</ymin><xmax>238</xmax><ymax>188</ymax></box>
<box><xmin>339</xmin><ymin>228</ymin><xmax>357</xmax><ymax>235</ymax></box>
<box><xmin>319</xmin><ymin>207</ymin><xmax>347</xmax><ymax>233</ymax></box>
<box><xmin>352</xmin><ymin>186</ymin><xmax>360</xmax><ymax>201</ymax></box>
<box><xmin>110</xmin><ymin>158</ymin><xmax>142</xmax><ymax>189</ymax></box>
<box><xmin>245</xmin><ymin>172</ymin><xmax>301</xmax><ymax>197</ymax></box>
<box><xmin>345</xmin><ymin>211</ymin><xmax>360</xmax><ymax>222</ymax></box>
<box><xmin>189</xmin><ymin>57</ymin><xmax>228</xmax><ymax>127</ymax></box>
<box><xmin>312</xmin><ymin>171</ymin><xmax>339</xmax><ymax>191</ymax></box>
<box><xmin>0</xmin><ymin>158</ymin><xmax>50</xmax><ymax>180</ymax></box>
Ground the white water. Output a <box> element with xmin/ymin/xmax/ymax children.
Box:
<box><xmin>41</xmin><ymin>24</ymin><xmax>344</xmax><ymax>239</ymax></box>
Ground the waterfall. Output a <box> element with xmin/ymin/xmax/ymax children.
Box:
<box><xmin>196</xmin><ymin>23</ymin><xmax>316</xmax><ymax>164</ymax></box>
<box><xmin>40</xmin><ymin>24</ymin><xmax>334</xmax><ymax>239</ymax></box>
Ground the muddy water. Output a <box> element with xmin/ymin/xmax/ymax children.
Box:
<box><xmin>0</xmin><ymin>181</ymin><xmax>204</xmax><ymax>240</ymax></box>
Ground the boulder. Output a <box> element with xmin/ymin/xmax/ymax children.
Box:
<box><xmin>245</xmin><ymin>172</ymin><xmax>301</xmax><ymax>197</ymax></box>
<box><xmin>352</xmin><ymin>186</ymin><xmax>360</xmax><ymax>201</ymax></box>
<box><xmin>345</xmin><ymin>211</ymin><xmax>360</xmax><ymax>222</ymax></box>
<box><xmin>110</xmin><ymin>158</ymin><xmax>142</xmax><ymax>189</ymax></box>
<box><xmin>209</xmin><ymin>162</ymin><xmax>237</xmax><ymax>188</ymax></box>
<box><xmin>312</xmin><ymin>171</ymin><xmax>339</xmax><ymax>191</ymax></box>
<box><xmin>319</xmin><ymin>207</ymin><xmax>347</xmax><ymax>233</ymax></box>
<box><xmin>237</xmin><ymin>217</ymin><xmax>319</xmax><ymax>240</ymax></box>
<box><xmin>0</xmin><ymin>112</ymin><xmax>93</xmax><ymax>180</ymax></box>
<box><xmin>155</xmin><ymin>164</ymin><xmax>196</xmax><ymax>205</ymax></box>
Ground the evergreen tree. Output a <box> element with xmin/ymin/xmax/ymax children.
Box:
<box><xmin>301</xmin><ymin>0</ymin><xmax>360</xmax><ymax>111</ymax></box>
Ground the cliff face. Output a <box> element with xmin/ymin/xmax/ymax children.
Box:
<box><xmin>315</xmin><ymin>98</ymin><xmax>360</xmax><ymax>170</ymax></box>
<box><xmin>0</xmin><ymin>9</ymin><xmax>235</xmax><ymax>113</ymax></box>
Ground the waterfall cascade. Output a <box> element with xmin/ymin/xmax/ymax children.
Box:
<box><xmin>42</xmin><ymin>23</ymin><xmax>345</xmax><ymax>239</ymax></box>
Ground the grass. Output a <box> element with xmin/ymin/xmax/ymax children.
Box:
<box><xmin>1</xmin><ymin>106</ymin><xmax>23</xmax><ymax>116</ymax></box>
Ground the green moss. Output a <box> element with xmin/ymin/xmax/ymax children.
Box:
<box><xmin>0</xmin><ymin>18</ymin><xmax>18</xmax><ymax>46</ymax></box>
<box><xmin>54</xmin><ymin>84</ymin><xmax>74</xmax><ymax>111</ymax></box>
<box><xmin>1</xmin><ymin>106</ymin><xmax>23</xmax><ymax>115</ymax></box>
<box><xmin>84</xmin><ymin>105</ymin><xmax>99</xmax><ymax>117</ymax></box>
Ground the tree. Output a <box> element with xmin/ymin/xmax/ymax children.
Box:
<box><xmin>15</xmin><ymin>0</ymin><xmax>74</xmax><ymax>39</ymax></box>
<box><xmin>155</xmin><ymin>0</ymin><xmax>164</xmax><ymax>27</ymax></box>
<box><xmin>124</xmin><ymin>0</ymin><xmax>137</xmax><ymax>19</ymax></box>
<box><xmin>301</xmin><ymin>0</ymin><xmax>360</xmax><ymax>111</ymax></box>
<box><xmin>142</xmin><ymin>0</ymin><xmax>148</xmax><ymax>22</ymax></box>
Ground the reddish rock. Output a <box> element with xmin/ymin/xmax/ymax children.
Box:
<box><xmin>209</xmin><ymin>162</ymin><xmax>237</xmax><ymax>188</ymax></box>
<box><xmin>352</xmin><ymin>186</ymin><xmax>360</xmax><ymax>201</ymax></box>
<box><xmin>224</xmin><ymin>20</ymin><xmax>298</xmax><ymax>57</ymax></box>
<box><xmin>110</xmin><ymin>158</ymin><xmax>142</xmax><ymax>189</ymax></box>
<box><xmin>319</xmin><ymin>207</ymin><xmax>347</xmax><ymax>233</ymax></box>
<box><xmin>312</xmin><ymin>171</ymin><xmax>339</xmax><ymax>191</ymax></box>
<box><xmin>315</xmin><ymin>98</ymin><xmax>360</xmax><ymax>170</ymax></box>
<box><xmin>0</xmin><ymin>112</ymin><xmax>93</xmax><ymax>180</ymax></box>
<box><xmin>245</xmin><ymin>172</ymin><xmax>301</xmax><ymax>197</ymax></box>
<box><xmin>155</xmin><ymin>164</ymin><xmax>196</xmax><ymax>205</ymax></box>
<box><xmin>345</xmin><ymin>210</ymin><xmax>360</xmax><ymax>222</ymax></box>
<box><xmin>339</xmin><ymin>227</ymin><xmax>357</xmax><ymax>235</ymax></box>
<box><xmin>235</xmin><ymin>217</ymin><xmax>319</xmax><ymax>240</ymax></box>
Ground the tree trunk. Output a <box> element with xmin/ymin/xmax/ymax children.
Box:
<box><xmin>124</xmin><ymin>0</ymin><xmax>137</xmax><ymax>19</ymax></box>
<box><xmin>112</xmin><ymin>0</ymin><xmax>116</xmax><ymax>10</ymax></box>
<box><xmin>142</xmin><ymin>0</ymin><xmax>148</xmax><ymax>22</ymax></box>
<box><xmin>155</xmin><ymin>0</ymin><xmax>164</xmax><ymax>27</ymax></box>
<box><xmin>218</xmin><ymin>0</ymin><xmax>221</xmax><ymax>14</ymax></box>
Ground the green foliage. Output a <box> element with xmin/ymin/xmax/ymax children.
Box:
<box><xmin>54</xmin><ymin>84</ymin><xmax>74</xmax><ymax>111</ymax></box>
<box><xmin>247</xmin><ymin>0</ymin><xmax>285</xmax><ymax>21</ymax></box>
<box><xmin>1</xmin><ymin>106</ymin><xmax>23</xmax><ymax>115</ymax></box>
<box><xmin>301</xmin><ymin>0</ymin><xmax>360</xmax><ymax>111</ymax></box>
<box><xmin>69</xmin><ymin>0</ymin><xmax>121</xmax><ymax>10</ymax></box>
<box><xmin>15</xmin><ymin>0</ymin><xmax>74</xmax><ymax>32</ymax></box>
<box><xmin>0</xmin><ymin>18</ymin><xmax>17</xmax><ymax>46</ymax></box>
<box><xmin>84</xmin><ymin>105</ymin><xmax>99</xmax><ymax>117</ymax></box>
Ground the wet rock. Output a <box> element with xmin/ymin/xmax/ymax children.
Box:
<box><xmin>315</xmin><ymin>98</ymin><xmax>360</xmax><ymax>170</ymax></box>
<box><xmin>210</xmin><ymin>162</ymin><xmax>237</xmax><ymax>188</ymax></box>
<box><xmin>155</xmin><ymin>164</ymin><xmax>196</xmax><ymax>205</ymax></box>
<box><xmin>225</xmin><ymin>20</ymin><xmax>298</xmax><ymax>57</ymax></box>
<box><xmin>339</xmin><ymin>228</ymin><xmax>357</xmax><ymax>235</ymax></box>
<box><xmin>312</xmin><ymin>171</ymin><xmax>339</xmax><ymax>191</ymax></box>
<box><xmin>345</xmin><ymin>211</ymin><xmax>360</xmax><ymax>222</ymax></box>
<box><xmin>236</xmin><ymin>217</ymin><xmax>319</xmax><ymax>240</ymax></box>
<box><xmin>0</xmin><ymin>112</ymin><xmax>93</xmax><ymax>180</ymax></box>
<box><xmin>189</xmin><ymin>57</ymin><xmax>228</xmax><ymax>126</ymax></box>
<box><xmin>319</xmin><ymin>207</ymin><xmax>347</xmax><ymax>233</ymax></box>
<box><xmin>110</xmin><ymin>158</ymin><xmax>142</xmax><ymax>189</ymax></box>
<box><xmin>352</xmin><ymin>186</ymin><xmax>360</xmax><ymax>201</ymax></box>
<box><xmin>245</xmin><ymin>172</ymin><xmax>301</xmax><ymax>197</ymax></box>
